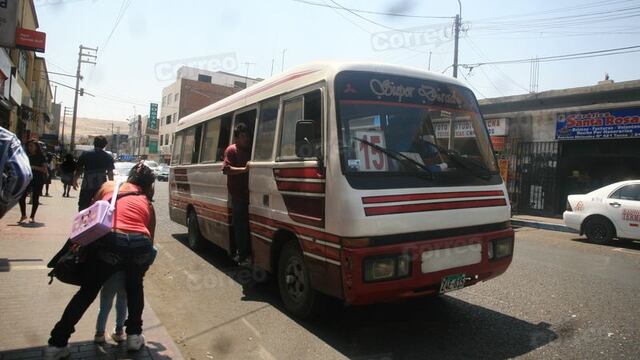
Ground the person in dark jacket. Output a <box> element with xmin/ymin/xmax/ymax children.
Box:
<box><xmin>73</xmin><ymin>136</ymin><xmax>114</xmax><ymax>211</ymax></box>
<box><xmin>18</xmin><ymin>139</ymin><xmax>48</xmax><ymax>224</ymax></box>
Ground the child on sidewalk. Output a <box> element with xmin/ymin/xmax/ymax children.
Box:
<box><xmin>93</xmin><ymin>245</ymin><xmax>158</xmax><ymax>344</ymax></box>
<box><xmin>94</xmin><ymin>271</ymin><xmax>127</xmax><ymax>343</ymax></box>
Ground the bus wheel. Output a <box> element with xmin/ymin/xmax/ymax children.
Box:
<box><xmin>187</xmin><ymin>211</ymin><xmax>203</xmax><ymax>251</ymax></box>
<box><xmin>278</xmin><ymin>241</ymin><xmax>321</xmax><ymax>319</ymax></box>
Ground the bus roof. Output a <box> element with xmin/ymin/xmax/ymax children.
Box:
<box><xmin>175</xmin><ymin>61</ymin><xmax>468</xmax><ymax>132</ymax></box>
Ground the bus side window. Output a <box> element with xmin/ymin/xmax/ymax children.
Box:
<box><xmin>279</xmin><ymin>89</ymin><xmax>322</xmax><ymax>160</ymax></box>
<box><xmin>201</xmin><ymin>118</ymin><xmax>221</xmax><ymax>162</ymax></box>
<box><xmin>217</xmin><ymin>114</ymin><xmax>233</xmax><ymax>161</ymax></box>
<box><xmin>234</xmin><ymin>109</ymin><xmax>257</xmax><ymax>157</ymax></box>
<box><xmin>181</xmin><ymin>127</ymin><xmax>195</xmax><ymax>165</ymax></box>
<box><xmin>254</xmin><ymin>98</ymin><xmax>279</xmax><ymax>161</ymax></box>
<box><xmin>192</xmin><ymin>124</ymin><xmax>203</xmax><ymax>164</ymax></box>
<box><xmin>172</xmin><ymin>131</ymin><xmax>184</xmax><ymax>165</ymax></box>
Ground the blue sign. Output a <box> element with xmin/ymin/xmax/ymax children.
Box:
<box><xmin>556</xmin><ymin>107</ymin><xmax>640</xmax><ymax>140</ymax></box>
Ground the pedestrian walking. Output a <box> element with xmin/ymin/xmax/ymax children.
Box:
<box><xmin>73</xmin><ymin>136</ymin><xmax>115</xmax><ymax>211</ymax></box>
<box><xmin>44</xmin><ymin>153</ymin><xmax>55</xmax><ymax>197</ymax></box>
<box><xmin>18</xmin><ymin>140</ymin><xmax>48</xmax><ymax>224</ymax></box>
<box><xmin>59</xmin><ymin>154</ymin><xmax>76</xmax><ymax>197</ymax></box>
<box><xmin>0</xmin><ymin>126</ymin><xmax>33</xmax><ymax>219</ymax></box>
<box><xmin>45</xmin><ymin>162</ymin><xmax>157</xmax><ymax>360</ymax></box>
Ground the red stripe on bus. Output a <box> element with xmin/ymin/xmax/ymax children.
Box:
<box><xmin>173</xmin><ymin>168</ymin><xmax>187</xmax><ymax>175</ymax></box>
<box><xmin>276</xmin><ymin>181</ymin><xmax>325</xmax><ymax>193</ymax></box>
<box><xmin>274</xmin><ymin>167</ymin><xmax>325</xmax><ymax>179</ymax></box>
<box><xmin>249</xmin><ymin>214</ymin><xmax>340</xmax><ymax>243</ymax></box>
<box><xmin>364</xmin><ymin>198</ymin><xmax>507</xmax><ymax>216</ymax></box>
<box><xmin>362</xmin><ymin>190</ymin><xmax>504</xmax><ymax>204</ymax></box>
<box><xmin>325</xmin><ymin>247</ymin><xmax>341</xmax><ymax>261</ymax></box>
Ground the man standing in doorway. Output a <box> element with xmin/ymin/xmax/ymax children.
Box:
<box><xmin>73</xmin><ymin>136</ymin><xmax>115</xmax><ymax>211</ymax></box>
<box><xmin>222</xmin><ymin>123</ymin><xmax>251</xmax><ymax>266</ymax></box>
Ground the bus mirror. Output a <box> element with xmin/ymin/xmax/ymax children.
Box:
<box><xmin>295</xmin><ymin>120</ymin><xmax>317</xmax><ymax>158</ymax></box>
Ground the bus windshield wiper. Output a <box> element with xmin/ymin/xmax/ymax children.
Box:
<box><xmin>420</xmin><ymin>139</ymin><xmax>496</xmax><ymax>180</ymax></box>
<box><xmin>352</xmin><ymin>137</ymin><xmax>434</xmax><ymax>179</ymax></box>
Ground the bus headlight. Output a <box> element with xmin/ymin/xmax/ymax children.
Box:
<box><xmin>488</xmin><ymin>238</ymin><xmax>513</xmax><ymax>260</ymax></box>
<box><xmin>363</xmin><ymin>254</ymin><xmax>411</xmax><ymax>282</ymax></box>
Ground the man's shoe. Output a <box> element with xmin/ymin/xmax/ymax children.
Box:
<box><xmin>127</xmin><ymin>334</ymin><xmax>145</xmax><ymax>351</ymax></box>
<box><xmin>238</xmin><ymin>258</ymin><xmax>252</xmax><ymax>267</ymax></box>
<box><xmin>44</xmin><ymin>345</ymin><xmax>70</xmax><ymax>359</ymax></box>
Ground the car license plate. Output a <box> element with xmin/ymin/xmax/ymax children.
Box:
<box><xmin>439</xmin><ymin>273</ymin><xmax>466</xmax><ymax>294</ymax></box>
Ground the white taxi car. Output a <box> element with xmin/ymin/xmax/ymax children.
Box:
<box><xmin>563</xmin><ymin>180</ymin><xmax>640</xmax><ymax>244</ymax></box>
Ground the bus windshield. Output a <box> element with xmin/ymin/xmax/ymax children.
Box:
<box><xmin>336</xmin><ymin>71</ymin><xmax>498</xmax><ymax>185</ymax></box>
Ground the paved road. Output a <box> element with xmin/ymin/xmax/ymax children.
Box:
<box><xmin>146</xmin><ymin>182</ymin><xmax>640</xmax><ymax>359</ymax></box>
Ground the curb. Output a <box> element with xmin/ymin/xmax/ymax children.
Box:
<box><xmin>511</xmin><ymin>219</ymin><xmax>579</xmax><ymax>234</ymax></box>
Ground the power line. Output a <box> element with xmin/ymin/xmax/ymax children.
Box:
<box><xmin>461</xmin><ymin>45</ymin><xmax>640</xmax><ymax>67</ymax></box>
<box><xmin>102</xmin><ymin>0</ymin><xmax>134</xmax><ymax>50</ymax></box>
<box><xmin>325</xmin><ymin>0</ymin><xmax>433</xmax><ymax>33</ymax></box>
<box><xmin>290</xmin><ymin>0</ymin><xmax>453</xmax><ymax>19</ymax></box>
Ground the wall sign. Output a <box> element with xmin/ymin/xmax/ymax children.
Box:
<box><xmin>15</xmin><ymin>28</ymin><xmax>46</xmax><ymax>53</ymax></box>
<box><xmin>556</xmin><ymin>108</ymin><xmax>640</xmax><ymax>139</ymax></box>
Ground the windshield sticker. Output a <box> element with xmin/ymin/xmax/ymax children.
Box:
<box><xmin>348</xmin><ymin>159</ymin><xmax>360</xmax><ymax>171</ymax></box>
<box><xmin>623</xmin><ymin>209</ymin><xmax>640</xmax><ymax>222</ymax></box>
<box><xmin>369</xmin><ymin>78</ymin><xmax>463</xmax><ymax>106</ymax></box>
<box><xmin>575</xmin><ymin>201</ymin><xmax>584</xmax><ymax>211</ymax></box>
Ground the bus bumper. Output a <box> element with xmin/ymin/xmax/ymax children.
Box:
<box><xmin>340</xmin><ymin>228</ymin><xmax>514</xmax><ymax>305</ymax></box>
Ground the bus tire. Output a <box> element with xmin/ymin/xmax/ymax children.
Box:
<box><xmin>187</xmin><ymin>210</ymin><xmax>203</xmax><ymax>251</ymax></box>
<box><xmin>584</xmin><ymin>216</ymin><xmax>614</xmax><ymax>245</ymax></box>
<box><xmin>277</xmin><ymin>241</ymin><xmax>322</xmax><ymax>319</ymax></box>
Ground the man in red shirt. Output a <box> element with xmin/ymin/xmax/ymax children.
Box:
<box><xmin>223</xmin><ymin>123</ymin><xmax>251</xmax><ymax>266</ymax></box>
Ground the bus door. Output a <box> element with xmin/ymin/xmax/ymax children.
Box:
<box><xmin>274</xmin><ymin>88</ymin><xmax>332</xmax><ymax>293</ymax></box>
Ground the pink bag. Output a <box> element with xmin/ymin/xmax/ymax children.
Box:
<box><xmin>69</xmin><ymin>181</ymin><xmax>123</xmax><ymax>246</ymax></box>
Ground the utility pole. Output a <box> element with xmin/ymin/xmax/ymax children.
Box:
<box><xmin>428</xmin><ymin>51</ymin><xmax>432</xmax><ymax>71</ymax></box>
<box><xmin>242</xmin><ymin>62</ymin><xmax>255</xmax><ymax>88</ymax></box>
<box><xmin>115</xmin><ymin>126</ymin><xmax>120</xmax><ymax>157</ymax></box>
<box><xmin>281</xmin><ymin>49</ymin><xmax>287</xmax><ymax>72</ymax></box>
<box><xmin>61</xmin><ymin>106</ymin><xmax>73</xmax><ymax>151</ymax></box>
<box><xmin>452</xmin><ymin>0</ymin><xmax>462</xmax><ymax>78</ymax></box>
<box><xmin>270</xmin><ymin>58</ymin><xmax>275</xmax><ymax>77</ymax></box>
<box><xmin>70</xmin><ymin>45</ymin><xmax>98</xmax><ymax>152</ymax></box>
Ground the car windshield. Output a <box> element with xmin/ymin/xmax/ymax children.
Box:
<box><xmin>336</xmin><ymin>71</ymin><xmax>498</xmax><ymax>186</ymax></box>
<box><xmin>144</xmin><ymin>161</ymin><xmax>158</xmax><ymax>168</ymax></box>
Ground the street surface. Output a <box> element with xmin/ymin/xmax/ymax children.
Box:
<box><xmin>1</xmin><ymin>181</ymin><xmax>639</xmax><ymax>359</ymax></box>
<box><xmin>147</xmin><ymin>182</ymin><xmax>640</xmax><ymax>360</ymax></box>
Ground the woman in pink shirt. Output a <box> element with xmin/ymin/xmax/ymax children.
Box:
<box><xmin>46</xmin><ymin>162</ymin><xmax>156</xmax><ymax>359</ymax></box>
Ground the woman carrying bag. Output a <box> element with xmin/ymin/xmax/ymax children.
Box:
<box><xmin>45</xmin><ymin>162</ymin><xmax>156</xmax><ymax>360</ymax></box>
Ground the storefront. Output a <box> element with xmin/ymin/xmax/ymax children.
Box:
<box><xmin>556</xmin><ymin>107</ymin><xmax>640</xmax><ymax>211</ymax></box>
<box><xmin>480</xmin><ymin>79</ymin><xmax>640</xmax><ymax>217</ymax></box>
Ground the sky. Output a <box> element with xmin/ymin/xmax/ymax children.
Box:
<box><xmin>35</xmin><ymin>0</ymin><xmax>640</xmax><ymax>121</ymax></box>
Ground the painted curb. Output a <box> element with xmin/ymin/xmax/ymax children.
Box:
<box><xmin>511</xmin><ymin>219</ymin><xmax>579</xmax><ymax>234</ymax></box>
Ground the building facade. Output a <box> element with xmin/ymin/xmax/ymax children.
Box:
<box><xmin>0</xmin><ymin>0</ymin><xmax>55</xmax><ymax>144</ymax></box>
<box><xmin>479</xmin><ymin>79</ymin><xmax>640</xmax><ymax>217</ymax></box>
<box><xmin>127</xmin><ymin>114</ymin><xmax>159</xmax><ymax>161</ymax></box>
<box><xmin>158</xmin><ymin>67</ymin><xmax>261</xmax><ymax>163</ymax></box>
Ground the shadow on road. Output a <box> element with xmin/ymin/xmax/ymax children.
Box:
<box><xmin>171</xmin><ymin>233</ymin><xmax>557</xmax><ymax>359</ymax></box>
<box><xmin>0</xmin><ymin>339</ymin><xmax>172</xmax><ymax>359</ymax></box>
<box><xmin>570</xmin><ymin>237</ymin><xmax>640</xmax><ymax>251</ymax></box>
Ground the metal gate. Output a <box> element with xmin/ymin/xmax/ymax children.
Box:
<box><xmin>510</xmin><ymin>141</ymin><xmax>560</xmax><ymax>216</ymax></box>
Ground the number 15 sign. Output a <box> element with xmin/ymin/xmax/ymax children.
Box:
<box><xmin>352</xmin><ymin>130</ymin><xmax>388</xmax><ymax>171</ymax></box>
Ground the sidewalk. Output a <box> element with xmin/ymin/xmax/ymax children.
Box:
<box><xmin>0</xmin><ymin>182</ymin><xmax>183</xmax><ymax>359</ymax></box>
<box><xmin>511</xmin><ymin>214</ymin><xmax>578</xmax><ymax>234</ymax></box>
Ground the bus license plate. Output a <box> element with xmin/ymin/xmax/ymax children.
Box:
<box><xmin>439</xmin><ymin>273</ymin><xmax>466</xmax><ymax>294</ymax></box>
